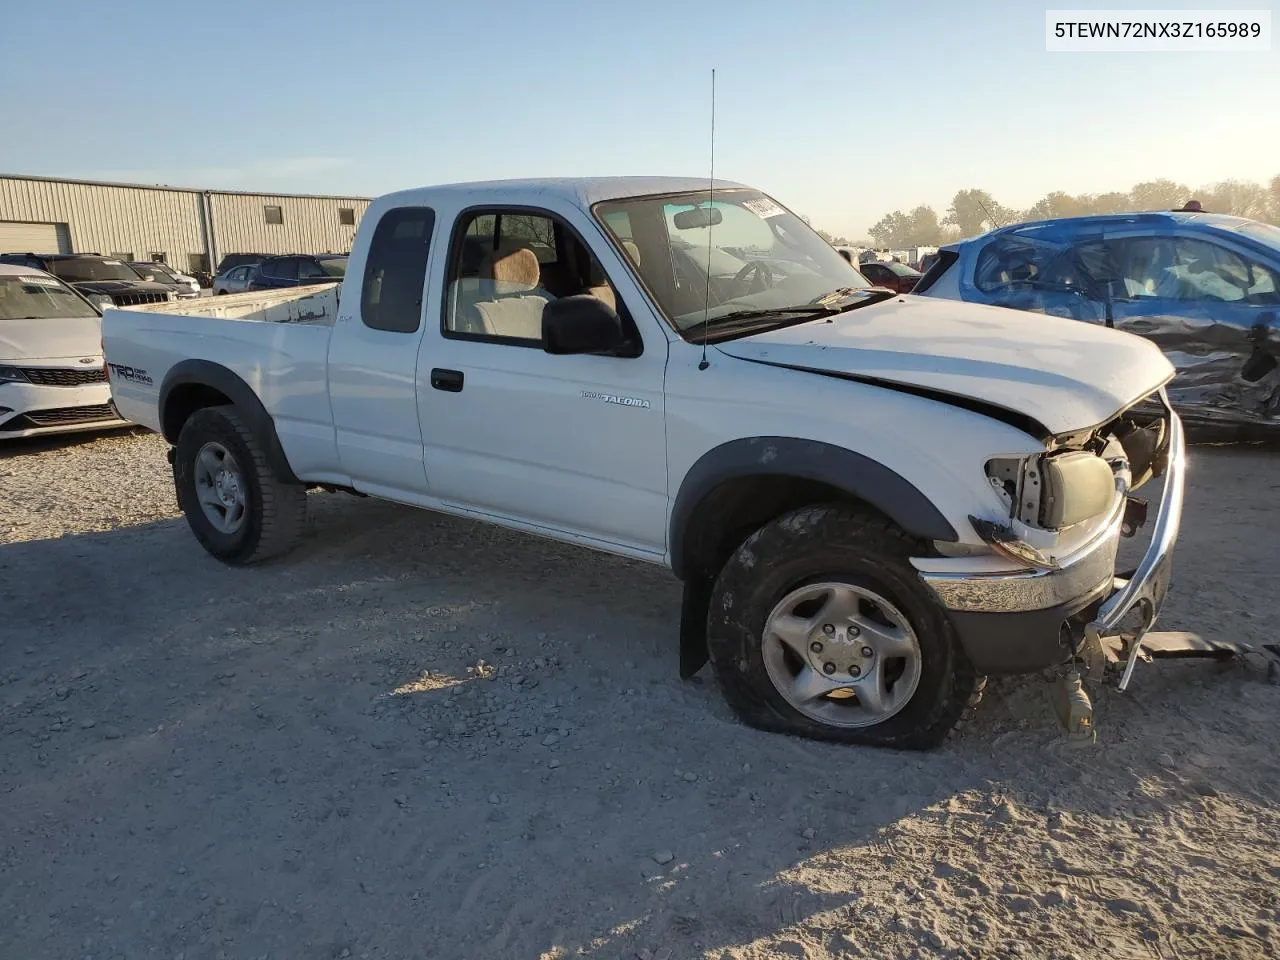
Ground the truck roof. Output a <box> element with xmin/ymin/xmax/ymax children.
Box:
<box><xmin>377</xmin><ymin>176</ymin><xmax>750</xmax><ymax>208</ymax></box>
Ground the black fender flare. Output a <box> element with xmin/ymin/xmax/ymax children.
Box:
<box><xmin>668</xmin><ymin>436</ymin><xmax>958</xmax><ymax>581</ymax></box>
<box><xmin>159</xmin><ymin>359</ymin><xmax>300</xmax><ymax>485</ymax></box>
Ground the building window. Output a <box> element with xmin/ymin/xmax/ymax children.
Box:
<box><xmin>264</xmin><ymin>205</ymin><xmax>284</xmax><ymax>225</ymax></box>
<box><xmin>188</xmin><ymin>254</ymin><xmax>210</xmax><ymax>276</ymax></box>
<box><xmin>339</xmin><ymin>207</ymin><xmax>356</xmax><ymax>226</ymax></box>
<box><xmin>149</xmin><ymin>252</ymin><xmax>166</xmax><ymax>264</ymax></box>
<box><xmin>111</xmin><ymin>252</ymin><xmax>135</xmax><ymax>261</ymax></box>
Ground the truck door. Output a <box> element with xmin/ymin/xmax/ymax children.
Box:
<box><xmin>416</xmin><ymin>201</ymin><xmax>670</xmax><ymax>558</ymax></box>
<box><xmin>327</xmin><ymin>205</ymin><xmax>437</xmax><ymax>495</ymax></box>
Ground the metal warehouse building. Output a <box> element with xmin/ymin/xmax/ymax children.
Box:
<box><xmin>0</xmin><ymin>174</ymin><xmax>372</xmax><ymax>278</ymax></box>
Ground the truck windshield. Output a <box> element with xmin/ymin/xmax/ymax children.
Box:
<box><xmin>318</xmin><ymin>257</ymin><xmax>348</xmax><ymax>278</ymax></box>
<box><xmin>0</xmin><ymin>275</ymin><xmax>99</xmax><ymax>320</ymax></box>
<box><xmin>593</xmin><ymin>189</ymin><xmax>870</xmax><ymax>335</ymax></box>
<box><xmin>46</xmin><ymin>258</ymin><xmax>143</xmax><ymax>283</ymax></box>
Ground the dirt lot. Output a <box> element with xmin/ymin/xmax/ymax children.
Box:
<box><xmin>2</xmin><ymin>429</ymin><xmax>1278</xmax><ymax>960</ymax></box>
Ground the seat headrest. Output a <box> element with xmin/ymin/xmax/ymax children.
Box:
<box><xmin>484</xmin><ymin>246</ymin><xmax>540</xmax><ymax>290</ymax></box>
<box><xmin>621</xmin><ymin>240</ymin><xmax>641</xmax><ymax>267</ymax></box>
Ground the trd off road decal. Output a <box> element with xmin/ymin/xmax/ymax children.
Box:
<box><xmin>107</xmin><ymin>363</ymin><xmax>153</xmax><ymax>385</ymax></box>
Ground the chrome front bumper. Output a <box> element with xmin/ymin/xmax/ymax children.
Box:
<box><xmin>1086</xmin><ymin>408</ymin><xmax>1186</xmax><ymax>689</ymax></box>
<box><xmin>916</xmin><ymin>407</ymin><xmax>1186</xmax><ymax>680</ymax></box>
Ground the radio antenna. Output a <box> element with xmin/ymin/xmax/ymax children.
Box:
<box><xmin>976</xmin><ymin>196</ymin><xmax>1005</xmax><ymax>230</ymax></box>
<box><xmin>698</xmin><ymin>67</ymin><xmax>716</xmax><ymax>371</ymax></box>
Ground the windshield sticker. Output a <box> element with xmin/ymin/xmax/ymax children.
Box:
<box><xmin>743</xmin><ymin>197</ymin><xmax>786</xmax><ymax>219</ymax></box>
<box><xmin>19</xmin><ymin>275</ymin><xmax>62</xmax><ymax>286</ymax></box>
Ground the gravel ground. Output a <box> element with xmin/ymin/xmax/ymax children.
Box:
<box><xmin>1</xmin><ymin>430</ymin><xmax>1278</xmax><ymax>960</ymax></box>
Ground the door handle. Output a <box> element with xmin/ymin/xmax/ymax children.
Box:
<box><xmin>430</xmin><ymin>368</ymin><xmax>464</xmax><ymax>392</ymax></box>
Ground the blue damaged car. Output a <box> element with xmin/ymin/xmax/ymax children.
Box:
<box><xmin>915</xmin><ymin>212</ymin><xmax>1280</xmax><ymax>434</ymax></box>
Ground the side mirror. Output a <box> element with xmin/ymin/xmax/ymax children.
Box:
<box><xmin>543</xmin><ymin>295</ymin><xmax>627</xmax><ymax>355</ymax></box>
<box><xmin>837</xmin><ymin>249</ymin><xmax>853</xmax><ymax>265</ymax></box>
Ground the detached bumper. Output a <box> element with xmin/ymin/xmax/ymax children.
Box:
<box><xmin>915</xmin><ymin>409</ymin><xmax>1186</xmax><ymax>676</ymax></box>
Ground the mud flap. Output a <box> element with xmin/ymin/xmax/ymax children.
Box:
<box><xmin>679</xmin><ymin>577</ymin><xmax>713</xmax><ymax>679</ymax></box>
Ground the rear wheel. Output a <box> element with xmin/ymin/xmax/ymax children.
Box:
<box><xmin>173</xmin><ymin>405</ymin><xmax>306</xmax><ymax>564</ymax></box>
<box><xmin>706</xmin><ymin>504</ymin><xmax>984</xmax><ymax>749</ymax></box>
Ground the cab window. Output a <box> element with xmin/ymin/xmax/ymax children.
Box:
<box><xmin>443</xmin><ymin>207</ymin><xmax>633</xmax><ymax>348</ymax></box>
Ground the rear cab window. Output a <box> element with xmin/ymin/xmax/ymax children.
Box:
<box><xmin>360</xmin><ymin>206</ymin><xmax>435</xmax><ymax>333</ymax></box>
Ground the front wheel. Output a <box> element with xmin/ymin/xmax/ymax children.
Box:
<box><xmin>706</xmin><ymin>504</ymin><xmax>984</xmax><ymax>749</ymax></box>
<box><xmin>173</xmin><ymin>405</ymin><xmax>307</xmax><ymax>564</ymax></box>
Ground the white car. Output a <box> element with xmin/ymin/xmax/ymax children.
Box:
<box><xmin>0</xmin><ymin>264</ymin><xmax>129</xmax><ymax>439</ymax></box>
<box><xmin>129</xmin><ymin>261</ymin><xmax>201</xmax><ymax>298</ymax></box>
<box><xmin>104</xmin><ymin>176</ymin><xmax>1184</xmax><ymax>748</ymax></box>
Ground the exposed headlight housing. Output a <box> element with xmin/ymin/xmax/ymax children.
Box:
<box><xmin>986</xmin><ymin>451</ymin><xmax>1120</xmax><ymax>531</ymax></box>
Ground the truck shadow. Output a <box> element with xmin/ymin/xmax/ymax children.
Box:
<box><xmin>1</xmin><ymin>478</ymin><xmax>1277</xmax><ymax>960</ymax></box>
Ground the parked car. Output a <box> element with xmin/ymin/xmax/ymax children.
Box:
<box><xmin>246</xmin><ymin>254</ymin><xmax>348</xmax><ymax>291</ymax></box>
<box><xmin>0</xmin><ymin>264</ymin><xmax>129</xmax><ymax>438</ymax></box>
<box><xmin>103</xmin><ymin>176</ymin><xmax>1183</xmax><ymax>749</ymax></box>
<box><xmin>129</xmin><ymin>261</ymin><xmax>200</xmax><ymax>298</ymax></box>
<box><xmin>858</xmin><ymin>260</ymin><xmax>922</xmax><ymax>294</ymax></box>
<box><xmin>915</xmin><ymin>212</ymin><xmax>1280</xmax><ymax>434</ymax></box>
<box><xmin>0</xmin><ymin>253</ymin><xmax>176</xmax><ymax>309</ymax></box>
<box><xmin>212</xmin><ymin>264</ymin><xmax>257</xmax><ymax>295</ymax></box>
<box><xmin>215</xmin><ymin>253</ymin><xmax>270</xmax><ymax>275</ymax></box>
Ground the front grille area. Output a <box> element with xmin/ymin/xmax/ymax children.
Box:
<box><xmin>110</xmin><ymin>292</ymin><xmax>170</xmax><ymax>307</ymax></box>
<box><xmin>20</xmin><ymin>366</ymin><xmax>107</xmax><ymax>386</ymax></box>
<box><xmin>13</xmin><ymin>403</ymin><xmax>119</xmax><ymax>429</ymax></box>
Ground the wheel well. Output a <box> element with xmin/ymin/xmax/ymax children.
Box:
<box><xmin>679</xmin><ymin>475</ymin><xmax>878</xmax><ymax>582</ymax></box>
<box><xmin>162</xmin><ymin>383</ymin><xmax>231</xmax><ymax>441</ymax></box>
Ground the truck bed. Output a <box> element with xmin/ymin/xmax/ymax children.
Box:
<box><xmin>102</xmin><ymin>285</ymin><xmax>343</xmax><ymax>481</ymax></box>
<box><xmin>133</xmin><ymin>284</ymin><xmax>340</xmax><ymax>325</ymax></box>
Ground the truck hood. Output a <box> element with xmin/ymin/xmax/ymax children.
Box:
<box><xmin>0</xmin><ymin>315</ymin><xmax>103</xmax><ymax>362</ymax></box>
<box><xmin>714</xmin><ymin>295</ymin><xmax>1174</xmax><ymax>437</ymax></box>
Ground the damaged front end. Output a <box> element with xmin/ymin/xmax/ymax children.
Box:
<box><xmin>914</xmin><ymin>390</ymin><xmax>1185</xmax><ymax>715</ymax></box>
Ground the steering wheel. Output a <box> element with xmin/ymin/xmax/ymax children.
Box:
<box><xmin>734</xmin><ymin>260</ymin><xmax>775</xmax><ymax>294</ymax></box>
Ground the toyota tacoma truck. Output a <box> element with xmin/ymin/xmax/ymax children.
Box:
<box><xmin>103</xmin><ymin>177</ymin><xmax>1185</xmax><ymax>749</ymax></box>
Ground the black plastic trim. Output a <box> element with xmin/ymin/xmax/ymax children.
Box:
<box><xmin>669</xmin><ymin>436</ymin><xmax>958</xmax><ymax>580</ymax></box>
<box><xmin>911</xmin><ymin>247</ymin><xmax>958</xmax><ymax>294</ymax></box>
<box><xmin>946</xmin><ymin>580</ymin><xmax>1109</xmax><ymax>675</ymax></box>
<box><xmin>159</xmin><ymin>359</ymin><xmax>300</xmax><ymax>484</ymax></box>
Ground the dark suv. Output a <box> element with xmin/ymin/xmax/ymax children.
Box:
<box><xmin>0</xmin><ymin>253</ymin><xmax>176</xmax><ymax>308</ymax></box>
<box><xmin>247</xmin><ymin>254</ymin><xmax>348</xmax><ymax>291</ymax></box>
<box><xmin>214</xmin><ymin>253</ymin><xmax>270</xmax><ymax>275</ymax></box>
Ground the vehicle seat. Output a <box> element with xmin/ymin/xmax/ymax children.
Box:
<box><xmin>469</xmin><ymin>244</ymin><xmax>552</xmax><ymax>339</ymax></box>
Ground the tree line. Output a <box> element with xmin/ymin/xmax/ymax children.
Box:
<box><xmin>816</xmin><ymin>175</ymin><xmax>1280</xmax><ymax>249</ymax></box>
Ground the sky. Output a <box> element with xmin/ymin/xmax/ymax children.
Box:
<box><xmin>3</xmin><ymin>0</ymin><xmax>1277</xmax><ymax>238</ymax></box>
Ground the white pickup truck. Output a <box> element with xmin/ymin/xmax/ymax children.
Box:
<box><xmin>104</xmin><ymin>176</ymin><xmax>1185</xmax><ymax>748</ymax></box>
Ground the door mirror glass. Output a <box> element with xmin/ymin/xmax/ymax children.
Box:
<box><xmin>542</xmin><ymin>295</ymin><xmax>626</xmax><ymax>355</ymax></box>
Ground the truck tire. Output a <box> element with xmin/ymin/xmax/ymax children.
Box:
<box><xmin>706</xmin><ymin>503</ymin><xmax>984</xmax><ymax>749</ymax></box>
<box><xmin>173</xmin><ymin>405</ymin><xmax>307</xmax><ymax>565</ymax></box>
